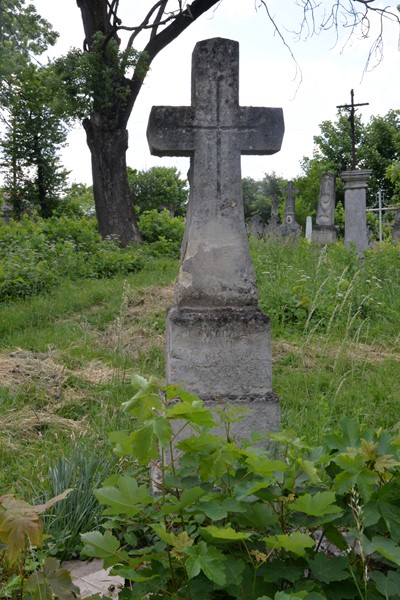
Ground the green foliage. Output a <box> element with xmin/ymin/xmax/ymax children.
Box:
<box><xmin>252</xmin><ymin>237</ymin><xmax>400</xmax><ymax>336</ymax></box>
<box><xmin>299</xmin><ymin>109</ymin><xmax>400</xmax><ymax>209</ymax></box>
<box><xmin>83</xmin><ymin>377</ymin><xmax>400</xmax><ymax>599</ymax></box>
<box><xmin>138</xmin><ymin>209</ymin><xmax>185</xmax><ymax>257</ymax></box>
<box><xmin>0</xmin><ymin>216</ymin><xmax>144</xmax><ymax>301</ymax></box>
<box><xmin>55</xmin><ymin>183</ymin><xmax>95</xmax><ymax>218</ymax></box>
<box><xmin>0</xmin><ymin>63</ymin><xmax>69</xmax><ymax>218</ymax></box>
<box><xmin>55</xmin><ymin>33</ymin><xmax>148</xmax><ymax>122</ymax></box>
<box><xmin>35</xmin><ymin>445</ymin><xmax>118</xmax><ymax>560</ymax></box>
<box><xmin>128</xmin><ymin>166</ymin><xmax>188</xmax><ymax>217</ymax></box>
<box><xmin>242</xmin><ymin>173</ymin><xmax>287</xmax><ymax>224</ymax></box>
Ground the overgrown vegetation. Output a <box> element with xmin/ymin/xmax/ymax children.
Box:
<box><xmin>80</xmin><ymin>376</ymin><xmax>400</xmax><ymax>599</ymax></box>
<box><xmin>0</xmin><ymin>231</ymin><xmax>399</xmax><ymax>596</ymax></box>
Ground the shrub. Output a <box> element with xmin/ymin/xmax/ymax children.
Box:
<box><xmin>82</xmin><ymin>376</ymin><xmax>400</xmax><ymax>599</ymax></box>
<box><xmin>138</xmin><ymin>209</ymin><xmax>185</xmax><ymax>257</ymax></box>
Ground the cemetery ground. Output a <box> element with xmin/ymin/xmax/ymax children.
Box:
<box><xmin>0</xmin><ymin>231</ymin><xmax>400</xmax><ymax>565</ymax></box>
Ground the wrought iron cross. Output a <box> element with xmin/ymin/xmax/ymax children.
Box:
<box><xmin>337</xmin><ymin>89</ymin><xmax>369</xmax><ymax>170</ymax></box>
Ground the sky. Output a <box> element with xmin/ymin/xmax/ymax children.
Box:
<box><xmin>32</xmin><ymin>0</ymin><xmax>400</xmax><ymax>185</ymax></box>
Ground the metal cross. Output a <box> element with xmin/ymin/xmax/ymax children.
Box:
<box><xmin>337</xmin><ymin>89</ymin><xmax>369</xmax><ymax>170</ymax></box>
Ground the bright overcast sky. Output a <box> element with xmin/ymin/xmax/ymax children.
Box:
<box><xmin>32</xmin><ymin>0</ymin><xmax>400</xmax><ymax>184</ymax></box>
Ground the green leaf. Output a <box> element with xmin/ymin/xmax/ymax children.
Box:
<box><xmin>151</xmin><ymin>416</ymin><xmax>172</xmax><ymax>449</ymax></box>
<box><xmin>370</xmin><ymin>570</ymin><xmax>400</xmax><ymax>598</ymax></box>
<box><xmin>151</xmin><ymin>523</ymin><xmax>174</xmax><ymax>545</ymax></box>
<box><xmin>42</xmin><ymin>558</ymin><xmax>80</xmax><ymax>599</ymax></box>
<box><xmin>184</xmin><ymin>541</ymin><xmax>226</xmax><ymax>585</ymax></box>
<box><xmin>367</xmin><ymin>536</ymin><xmax>400</xmax><ymax>566</ymax></box>
<box><xmin>289</xmin><ymin>492</ymin><xmax>342</xmax><ymax>517</ymax></box>
<box><xmin>129</xmin><ymin>424</ymin><xmax>158</xmax><ymax>464</ymax></box>
<box><xmin>200</xmin><ymin>525</ymin><xmax>252</xmax><ymax>541</ymax></box>
<box><xmin>309</xmin><ymin>553</ymin><xmax>349</xmax><ymax>584</ymax></box>
<box><xmin>166</xmin><ymin>400</ymin><xmax>216</xmax><ymax>427</ymax></box>
<box><xmin>323</xmin><ymin>523</ymin><xmax>349</xmax><ymax>551</ymax></box>
<box><xmin>81</xmin><ymin>530</ymin><xmax>125</xmax><ymax>568</ymax></box>
<box><xmin>244</xmin><ymin>452</ymin><xmax>288</xmax><ymax>477</ymax></box>
<box><xmin>297</xmin><ymin>459</ymin><xmax>321</xmax><ymax>483</ymax></box>
<box><xmin>122</xmin><ymin>393</ymin><xmax>162</xmax><ymax>419</ymax></box>
<box><xmin>94</xmin><ymin>475</ymin><xmax>152</xmax><ymax>516</ymax></box>
<box><xmin>263</xmin><ymin>532</ymin><xmax>315</xmax><ymax>556</ymax></box>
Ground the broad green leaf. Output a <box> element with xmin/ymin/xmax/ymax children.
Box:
<box><xmin>370</xmin><ymin>570</ymin><xmax>400</xmax><ymax>598</ymax></box>
<box><xmin>263</xmin><ymin>532</ymin><xmax>315</xmax><ymax>556</ymax></box>
<box><xmin>166</xmin><ymin>400</ymin><xmax>216</xmax><ymax>427</ymax></box>
<box><xmin>297</xmin><ymin>459</ymin><xmax>321</xmax><ymax>483</ymax></box>
<box><xmin>151</xmin><ymin>416</ymin><xmax>172</xmax><ymax>448</ymax></box>
<box><xmin>333</xmin><ymin>452</ymin><xmax>365</xmax><ymax>473</ymax></box>
<box><xmin>94</xmin><ymin>475</ymin><xmax>152</xmax><ymax>516</ymax></box>
<box><xmin>309</xmin><ymin>553</ymin><xmax>349</xmax><ymax>584</ymax></box>
<box><xmin>200</xmin><ymin>525</ymin><xmax>252</xmax><ymax>541</ymax></box>
<box><xmin>129</xmin><ymin>424</ymin><xmax>158</xmax><ymax>464</ymax></box>
<box><xmin>367</xmin><ymin>536</ymin><xmax>400</xmax><ymax>566</ymax></box>
<box><xmin>184</xmin><ymin>541</ymin><xmax>226</xmax><ymax>585</ymax></box>
<box><xmin>177</xmin><ymin>433</ymin><xmax>222</xmax><ymax>453</ymax></box>
<box><xmin>323</xmin><ymin>523</ymin><xmax>349</xmax><ymax>551</ymax></box>
<box><xmin>245</xmin><ymin>453</ymin><xmax>288</xmax><ymax>476</ymax></box>
<box><xmin>81</xmin><ymin>530</ymin><xmax>125</xmax><ymax>568</ymax></box>
<box><xmin>122</xmin><ymin>393</ymin><xmax>162</xmax><ymax>419</ymax></box>
<box><xmin>289</xmin><ymin>492</ymin><xmax>342</xmax><ymax>517</ymax></box>
<box><xmin>151</xmin><ymin>523</ymin><xmax>174</xmax><ymax>545</ymax></box>
<box><xmin>41</xmin><ymin>557</ymin><xmax>80</xmax><ymax>599</ymax></box>
<box><xmin>161</xmin><ymin>486</ymin><xmax>206</xmax><ymax>515</ymax></box>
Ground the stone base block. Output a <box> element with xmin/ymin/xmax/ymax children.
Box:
<box><xmin>167</xmin><ymin>306</ymin><xmax>272</xmax><ymax>397</ymax></box>
<box><xmin>312</xmin><ymin>225</ymin><xmax>337</xmax><ymax>245</ymax></box>
<box><xmin>166</xmin><ymin>306</ymin><xmax>279</xmax><ymax>435</ymax></box>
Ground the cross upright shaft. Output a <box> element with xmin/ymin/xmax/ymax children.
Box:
<box><xmin>147</xmin><ymin>38</ymin><xmax>284</xmax><ymax>307</ymax></box>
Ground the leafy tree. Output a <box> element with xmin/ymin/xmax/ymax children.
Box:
<box><xmin>242</xmin><ymin>173</ymin><xmax>286</xmax><ymax>224</ymax></box>
<box><xmin>0</xmin><ymin>65</ymin><xmax>69</xmax><ymax>218</ymax></box>
<box><xmin>54</xmin><ymin>1</ymin><xmax>399</xmax><ymax>246</ymax></box>
<box><xmin>128</xmin><ymin>166</ymin><xmax>188</xmax><ymax>216</ymax></box>
<box><xmin>299</xmin><ymin>109</ymin><xmax>400</xmax><ymax>212</ymax></box>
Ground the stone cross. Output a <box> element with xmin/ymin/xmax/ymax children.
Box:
<box><xmin>148</xmin><ymin>37</ymin><xmax>284</xmax><ymax>308</ymax></box>
<box><xmin>147</xmin><ymin>38</ymin><xmax>284</xmax><ymax>436</ymax></box>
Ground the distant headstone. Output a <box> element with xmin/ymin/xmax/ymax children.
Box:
<box><xmin>247</xmin><ymin>214</ymin><xmax>267</xmax><ymax>237</ymax></box>
<box><xmin>305</xmin><ymin>216</ymin><xmax>312</xmax><ymax>240</ymax></box>
<box><xmin>312</xmin><ymin>173</ymin><xmax>337</xmax><ymax>244</ymax></box>
<box><xmin>281</xmin><ymin>181</ymin><xmax>300</xmax><ymax>235</ymax></box>
<box><xmin>267</xmin><ymin>196</ymin><xmax>280</xmax><ymax>231</ymax></box>
<box><xmin>147</xmin><ymin>37</ymin><xmax>284</xmax><ymax>436</ymax></box>
<box><xmin>342</xmin><ymin>170</ymin><xmax>371</xmax><ymax>256</ymax></box>
<box><xmin>392</xmin><ymin>209</ymin><xmax>400</xmax><ymax>242</ymax></box>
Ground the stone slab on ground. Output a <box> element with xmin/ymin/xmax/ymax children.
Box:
<box><xmin>62</xmin><ymin>559</ymin><xmax>124</xmax><ymax>599</ymax></box>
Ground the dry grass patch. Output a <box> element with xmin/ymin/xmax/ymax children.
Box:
<box><xmin>0</xmin><ymin>349</ymin><xmax>66</xmax><ymax>391</ymax></box>
<box><xmin>98</xmin><ymin>285</ymin><xmax>173</xmax><ymax>358</ymax></box>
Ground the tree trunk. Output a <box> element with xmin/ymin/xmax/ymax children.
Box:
<box><xmin>84</xmin><ymin>114</ymin><xmax>142</xmax><ymax>246</ymax></box>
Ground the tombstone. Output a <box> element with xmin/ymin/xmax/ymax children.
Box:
<box><xmin>312</xmin><ymin>173</ymin><xmax>337</xmax><ymax>244</ymax></box>
<box><xmin>281</xmin><ymin>181</ymin><xmax>300</xmax><ymax>235</ymax></box>
<box><xmin>267</xmin><ymin>196</ymin><xmax>280</xmax><ymax>232</ymax></box>
<box><xmin>392</xmin><ymin>209</ymin><xmax>400</xmax><ymax>242</ymax></box>
<box><xmin>247</xmin><ymin>214</ymin><xmax>267</xmax><ymax>237</ymax></box>
<box><xmin>305</xmin><ymin>216</ymin><xmax>312</xmax><ymax>241</ymax></box>
<box><xmin>147</xmin><ymin>37</ymin><xmax>284</xmax><ymax>436</ymax></box>
<box><xmin>341</xmin><ymin>170</ymin><xmax>371</xmax><ymax>256</ymax></box>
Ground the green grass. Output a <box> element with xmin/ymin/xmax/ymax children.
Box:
<box><xmin>0</xmin><ymin>238</ymin><xmax>399</xmax><ymax>559</ymax></box>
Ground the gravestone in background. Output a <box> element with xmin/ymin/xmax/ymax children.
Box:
<box><xmin>312</xmin><ymin>173</ymin><xmax>337</xmax><ymax>244</ymax></box>
<box><xmin>281</xmin><ymin>181</ymin><xmax>300</xmax><ymax>236</ymax></box>
<box><xmin>305</xmin><ymin>216</ymin><xmax>312</xmax><ymax>240</ymax></box>
<box><xmin>267</xmin><ymin>196</ymin><xmax>280</xmax><ymax>232</ymax></box>
<box><xmin>147</xmin><ymin>37</ymin><xmax>284</xmax><ymax>436</ymax></box>
<box><xmin>392</xmin><ymin>209</ymin><xmax>400</xmax><ymax>242</ymax></box>
<box><xmin>342</xmin><ymin>170</ymin><xmax>371</xmax><ymax>256</ymax></box>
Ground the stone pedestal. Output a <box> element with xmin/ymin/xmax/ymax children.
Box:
<box><xmin>148</xmin><ymin>38</ymin><xmax>284</xmax><ymax>437</ymax></box>
<box><xmin>342</xmin><ymin>170</ymin><xmax>371</xmax><ymax>256</ymax></box>
<box><xmin>312</xmin><ymin>224</ymin><xmax>337</xmax><ymax>245</ymax></box>
<box><xmin>166</xmin><ymin>306</ymin><xmax>279</xmax><ymax>439</ymax></box>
